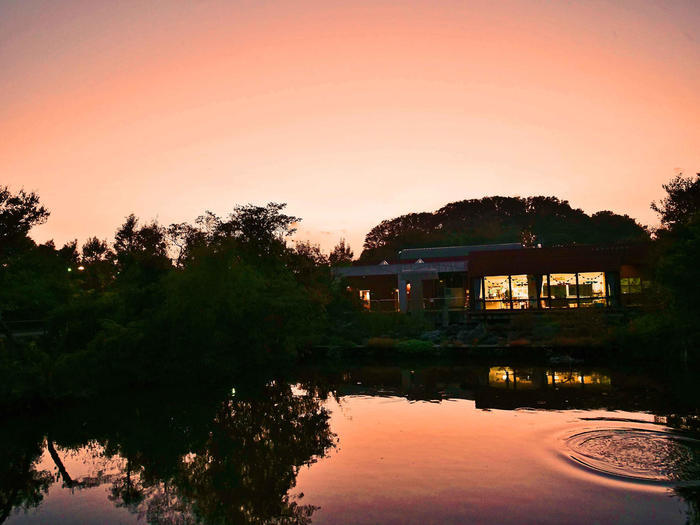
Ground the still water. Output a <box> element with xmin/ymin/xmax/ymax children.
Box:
<box><xmin>3</xmin><ymin>361</ymin><xmax>700</xmax><ymax>524</ymax></box>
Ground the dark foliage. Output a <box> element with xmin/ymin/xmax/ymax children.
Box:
<box><xmin>360</xmin><ymin>195</ymin><xmax>648</xmax><ymax>262</ymax></box>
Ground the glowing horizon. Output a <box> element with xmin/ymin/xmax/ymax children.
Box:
<box><xmin>2</xmin><ymin>0</ymin><xmax>699</xmax><ymax>254</ymax></box>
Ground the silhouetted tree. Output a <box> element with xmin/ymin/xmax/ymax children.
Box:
<box><xmin>651</xmin><ymin>173</ymin><xmax>700</xmax><ymax>231</ymax></box>
<box><xmin>329</xmin><ymin>238</ymin><xmax>354</xmax><ymax>266</ymax></box>
<box><xmin>0</xmin><ymin>186</ymin><xmax>49</xmax><ymax>250</ymax></box>
<box><xmin>216</xmin><ymin>203</ymin><xmax>300</xmax><ymax>260</ymax></box>
<box><xmin>81</xmin><ymin>237</ymin><xmax>112</xmax><ymax>264</ymax></box>
<box><xmin>359</xmin><ymin>195</ymin><xmax>648</xmax><ymax>262</ymax></box>
<box><xmin>649</xmin><ymin>174</ymin><xmax>700</xmax><ymax>356</ymax></box>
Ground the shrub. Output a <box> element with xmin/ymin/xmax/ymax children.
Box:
<box><xmin>395</xmin><ymin>339</ymin><xmax>434</xmax><ymax>354</ymax></box>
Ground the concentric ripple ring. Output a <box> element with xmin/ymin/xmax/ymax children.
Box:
<box><xmin>565</xmin><ymin>428</ymin><xmax>700</xmax><ymax>484</ymax></box>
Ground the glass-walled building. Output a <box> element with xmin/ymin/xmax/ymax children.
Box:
<box><xmin>477</xmin><ymin>271</ymin><xmax>609</xmax><ymax>310</ymax></box>
<box><xmin>334</xmin><ymin>242</ymin><xmax>650</xmax><ymax>314</ymax></box>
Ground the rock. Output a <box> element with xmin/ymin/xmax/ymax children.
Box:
<box><xmin>420</xmin><ymin>330</ymin><xmax>443</xmax><ymax>342</ymax></box>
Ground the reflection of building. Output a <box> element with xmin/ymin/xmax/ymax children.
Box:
<box><xmin>488</xmin><ymin>367</ymin><xmax>611</xmax><ymax>390</ymax></box>
<box><xmin>334</xmin><ymin>243</ymin><xmax>649</xmax><ymax>314</ymax></box>
<box><xmin>300</xmin><ymin>364</ymin><xmax>623</xmax><ymax>410</ymax></box>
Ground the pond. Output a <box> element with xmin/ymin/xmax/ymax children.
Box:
<box><xmin>2</xmin><ymin>360</ymin><xmax>700</xmax><ymax>524</ymax></box>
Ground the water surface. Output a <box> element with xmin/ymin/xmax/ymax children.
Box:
<box><xmin>3</xmin><ymin>362</ymin><xmax>699</xmax><ymax>524</ymax></box>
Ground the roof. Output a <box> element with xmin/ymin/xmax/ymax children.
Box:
<box><xmin>398</xmin><ymin>243</ymin><xmax>523</xmax><ymax>261</ymax></box>
<box><xmin>334</xmin><ymin>259</ymin><xmax>467</xmax><ymax>278</ymax></box>
<box><xmin>467</xmin><ymin>243</ymin><xmax>650</xmax><ymax>276</ymax></box>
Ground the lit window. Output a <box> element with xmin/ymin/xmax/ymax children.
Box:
<box><xmin>545</xmin><ymin>273</ymin><xmax>578</xmax><ymax>308</ymax></box>
<box><xmin>359</xmin><ymin>290</ymin><xmax>371</xmax><ymax>310</ymax></box>
<box><xmin>510</xmin><ymin>274</ymin><xmax>533</xmax><ymax>309</ymax></box>
<box><xmin>484</xmin><ymin>275</ymin><xmax>510</xmax><ymax>309</ymax></box>
<box><xmin>577</xmin><ymin>272</ymin><xmax>606</xmax><ymax>306</ymax></box>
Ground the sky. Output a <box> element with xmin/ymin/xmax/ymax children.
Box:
<box><xmin>2</xmin><ymin>0</ymin><xmax>699</xmax><ymax>255</ymax></box>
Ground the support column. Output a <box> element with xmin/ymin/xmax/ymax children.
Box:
<box><xmin>398</xmin><ymin>277</ymin><xmax>408</xmax><ymax>313</ymax></box>
<box><xmin>409</xmin><ymin>279</ymin><xmax>423</xmax><ymax>312</ymax></box>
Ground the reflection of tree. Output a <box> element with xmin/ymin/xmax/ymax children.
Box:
<box><xmin>97</xmin><ymin>380</ymin><xmax>336</xmax><ymax>524</ymax></box>
<box><xmin>675</xmin><ymin>486</ymin><xmax>700</xmax><ymax>525</ymax></box>
<box><xmin>108</xmin><ymin>458</ymin><xmax>147</xmax><ymax>511</ymax></box>
<box><xmin>170</xmin><ymin>381</ymin><xmax>335</xmax><ymax>524</ymax></box>
<box><xmin>0</xmin><ymin>378</ymin><xmax>335</xmax><ymax>524</ymax></box>
<box><xmin>0</xmin><ymin>430</ymin><xmax>52</xmax><ymax>524</ymax></box>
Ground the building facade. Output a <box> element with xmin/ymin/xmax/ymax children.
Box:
<box><xmin>334</xmin><ymin>243</ymin><xmax>649</xmax><ymax>315</ymax></box>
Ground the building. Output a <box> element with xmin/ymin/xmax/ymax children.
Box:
<box><xmin>334</xmin><ymin>242</ymin><xmax>649</xmax><ymax>315</ymax></box>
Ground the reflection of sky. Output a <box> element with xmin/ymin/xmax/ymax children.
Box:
<box><xmin>296</xmin><ymin>397</ymin><xmax>680</xmax><ymax>524</ymax></box>
<box><xmin>2</xmin><ymin>0</ymin><xmax>700</xmax><ymax>253</ymax></box>
<box><xmin>5</xmin><ymin>394</ymin><xmax>689</xmax><ymax>525</ymax></box>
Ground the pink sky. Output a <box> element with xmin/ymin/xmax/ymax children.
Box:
<box><xmin>2</xmin><ymin>0</ymin><xmax>699</xmax><ymax>254</ymax></box>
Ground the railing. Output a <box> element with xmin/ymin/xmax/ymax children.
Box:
<box><xmin>422</xmin><ymin>297</ymin><xmax>468</xmax><ymax>311</ymax></box>
<box><xmin>367</xmin><ymin>299</ymin><xmax>399</xmax><ymax>312</ymax></box>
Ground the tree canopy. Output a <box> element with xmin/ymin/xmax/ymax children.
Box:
<box><xmin>0</xmin><ymin>186</ymin><xmax>49</xmax><ymax>255</ymax></box>
<box><xmin>359</xmin><ymin>195</ymin><xmax>648</xmax><ymax>262</ymax></box>
<box><xmin>651</xmin><ymin>173</ymin><xmax>700</xmax><ymax>231</ymax></box>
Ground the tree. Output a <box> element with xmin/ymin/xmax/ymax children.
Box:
<box><xmin>81</xmin><ymin>237</ymin><xmax>112</xmax><ymax>264</ymax></box>
<box><xmin>0</xmin><ymin>186</ymin><xmax>49</xmax><ymax>245</ymax></box>
<box><xmin>218</xmin><ymin>203</ymin><xmax>300</xmax><ymax>259</ymax></box>
<box><xmin>651</xmin><ymin>173</ymin><xmax>700</xmax><ymax>231</ymax></box>
<box><xmin>113</xmin><ymin>215</ymin><xmax>170</xmax><ymax>275</ymax></box>
<box><xmin>358</xmin><ymin>195</ymin><xmax>649</xmax><ymax>262</ymax></box>
<box><xmin>644</xmin><ymin>173</ymin><xmax>700</xmax><ymax>358</ymax></box>
<box><xmin>329</xmin><ymin>238</ymin><xmax>354</xmax><ymax>266</ymax></box>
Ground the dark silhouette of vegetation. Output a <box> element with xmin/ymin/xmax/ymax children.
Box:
<box><xmin>0</xmin><ymin>192</ymin><xmax>355</xmax><ymax>408</ymax></box>
<box><xmin>360</xmin><ymin>195</ymin><xmax>648</xmax><ymax>262</ymax></box>
<box><xmin>328</xmin><ymin>238</ymin><xmax>353</xmax><ymax>266</ymax></box>
<box><xmin>622</xmin><ymin>173</ymin><xmax>700</xmax><ymax>358</ymax></box>
<box><xmin>0</xmin><ymin>179</ymin><xmax>699</xmax><ymax>410</ymax></box>
<box><xmin>0</xmin><ymin>186</ymin><xmax>49</xmax><ymax>252</ymax></box>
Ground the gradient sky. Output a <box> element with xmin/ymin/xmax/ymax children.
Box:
<box><xmin>2</xmin><ymin>0</ymin><xmax>699</xmax><ymax>254</ymax></box>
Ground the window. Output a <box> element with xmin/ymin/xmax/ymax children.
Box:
<box><xmin>477</xmin><ymin>271</ymin><xmax>613</xmax><ymax>310</ymax></box>
<box><xmin>359</xmin><ymin>290</ymin><xmax>371</xmax><ymax>310</ymax></box>
<box><xmin>483</xmin><ymin>275</ymin><xmax>510</xmax><ymax>310</ymax></box>
<box><xmin>543</xmin><ymin>273</ymin><xmax>578</xmax><ymax>308</ymax></box>
<box><xmin>577</xmin><ymin>272</ymin><xmax>606</xmax><ymax>307</ymax></box>
<box><xmin>620</xmin><ymin>277</ymin><xmax>647</xmax><ymax>306</ymax></box>
<box><xmin>510</xmin><ymin>274</ymin><xmax>534</xmax><ymax>309</ymax></box>
<box><xmin>620</xmin><ymin>277</ymin><xmax>642</xmax><ymax>295</ymax></box>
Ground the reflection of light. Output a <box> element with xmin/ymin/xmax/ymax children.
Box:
<box><xmin>502</xmin><ymin>374</ymin><xmax>508</xmax><ymax>380</ymax></box>
<box><xmin>231</xmin><ymin>387</ymin><xmax>236</xmax><ymax>396</ymax></box>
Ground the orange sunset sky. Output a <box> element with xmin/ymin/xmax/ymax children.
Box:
<box><xmin>2</xmin><ymin>0</ymin><xmax>699</xmax><ymax>254</ymax></box>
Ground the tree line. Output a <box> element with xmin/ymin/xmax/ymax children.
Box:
<box><xmin>1</xmin><ymin>174</ymin><xmax>699</xmax><ymax>407</ymax></box>
<box><xmin>359</xmin><ymin>195</ymin><xmax>649</xmax><ymax>263</ymax></box>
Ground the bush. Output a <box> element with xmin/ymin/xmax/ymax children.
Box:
<box><xmin>395</xmin><ymin>339</ymin><xmax>434</xmax><ymax>354</ymax></box>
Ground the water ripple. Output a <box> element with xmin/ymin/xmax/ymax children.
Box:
<box><xmin>565</xmin><ymin>428</ymin><xmax>700</xmax><ymax>484</ymax></box>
